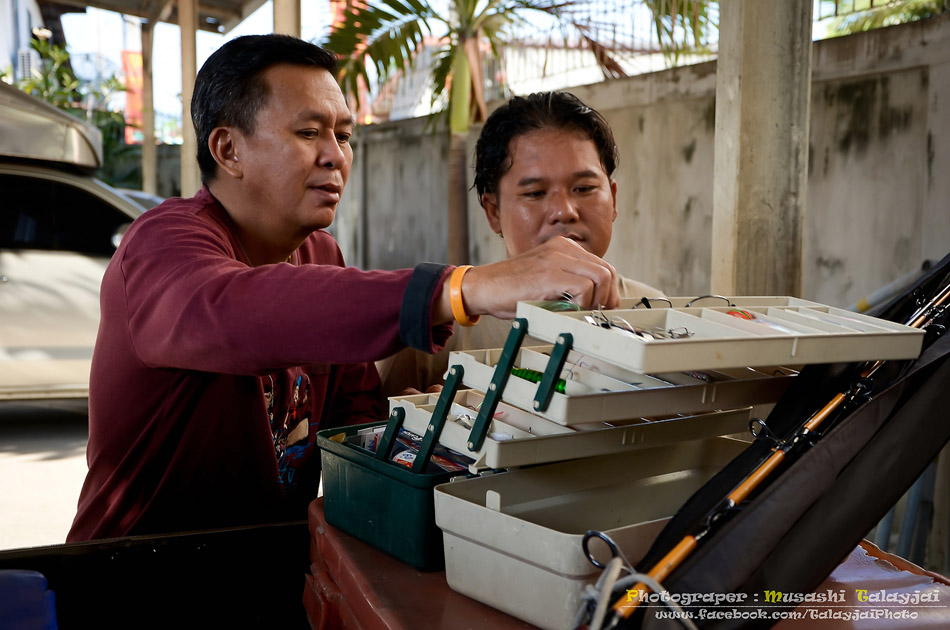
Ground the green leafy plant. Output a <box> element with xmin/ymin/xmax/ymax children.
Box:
<box><xmin>820</xmin><ymin>0</ymin><xmax>946</xmax><ymax>37</ymax></box>
<box><xmin>16</xmin><ymin>38</ymin><xmax>82</xmax><ymax>107</ymax></box>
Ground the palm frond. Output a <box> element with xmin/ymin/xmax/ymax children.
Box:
<box><xmin>575</xmin><ymin>24</ymin><xmax>628</xmax><ymax>79</ymax></box>
<box><xmin>479</xmin><ymin>15</ymin><xmax>512</xmax><ymax>60</ymax></box>
<box><xmin>429</xmin><ymin>42</ymin><xmax>455</xmax><ymax>106</ymax></box>
<box><xmin>643</xmin><ymin>0</ymin><xmax>718</xmax><ymax>64</ymax></box>
<box><xmin>327</xmin><ymin>0</ymin><xmax>643</xmax><ymax>129</ymax></box>
<box><xmin>472</xmin><ymin>0</ymin><xmax>565</xmax><ymax>33</ymax></box>
<box><xmin>824</xmin><ymin>0</ymin><xmax>945</xmax><ymax>37</ymax></box>
<box><xmin>325</xmin><ymin>1</ymin><xmax>441</xmax><ymax>111</ymax></box>
<box><xmin>421</xmin><ymin>43</ymin><xmax>455</xmax><ymax>132</ymax></box>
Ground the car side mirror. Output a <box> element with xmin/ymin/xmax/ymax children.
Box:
<box><xmin>111</xmin><ymin>223</ymin><xmax>131</xmax><ymax>250</ymax></box>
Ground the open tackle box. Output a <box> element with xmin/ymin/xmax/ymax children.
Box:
<box><xmin>317</xmin><ymin>296</ymin><xmax>925</xmax><ymax>605</ymax></box>
<box><xmin>424</xmin><ymin>297</ymin><xmax>925</xmax><ymax>629</ymax></box>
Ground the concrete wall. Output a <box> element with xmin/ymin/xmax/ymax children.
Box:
<box><xmin>562</xmin><ymin>63</ymin><xmax>720</xmax><ymax>298</ymax></box>
<box><xmin>805</xmin><ymin>20</ymin><xmax>950</xmax><ymax>305</ymax></box>
<box><xmin>335</xmin><ymin>116</ymin><xmax>450</xmax><ymax>270</ymax></box>
<box><xmin>335</xmin><ymin>15</ymin><xmax>950</xmax><ymax>308</ymax></box>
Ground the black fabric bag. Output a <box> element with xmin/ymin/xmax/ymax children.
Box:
<box><xmin>625</xmin><ymin>252</ymin><xmax>950</xmax><ymax>630</ymax></box>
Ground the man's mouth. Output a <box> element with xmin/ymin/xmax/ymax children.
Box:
<box><xmin>309</xmin><ymin>183</ymin><xmax>342</xmax><ymax>203</ymax></box>
<box><xmin>543</xmin><ymin>232</ymin><xmax>585</xmax><ymax>245</ymax></box>
<box><xmin>312</xmin><ymin>183</ymin><xmax>341</xmax><ymax>194</ymax></box>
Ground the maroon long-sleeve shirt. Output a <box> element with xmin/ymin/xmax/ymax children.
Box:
<box><xmin>68</xmin><ymin>188</ymin><xmax>452</xmax><ymax>540</ymax></box>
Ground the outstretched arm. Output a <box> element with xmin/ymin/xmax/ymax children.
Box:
<box><xmin>433</xmin><ymin>236</ymin><xmax>620</xmax><ymax>324</ymax></box>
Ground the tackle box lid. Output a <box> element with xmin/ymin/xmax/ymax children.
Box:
<box><xmin>515</xmin><ymin>296</ymin><xmax>924</xmax><ymax>374</ymax></box>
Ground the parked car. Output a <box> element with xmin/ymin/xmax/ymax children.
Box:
<box><xmin>0</xmin><ymin>81</ymin><xmax>148</xmax><ymax>401</ymax></box>
<box><xmin>118</xmin><ymin>187</ymin><xmax>165</xmax><ymax>211</ymax></box>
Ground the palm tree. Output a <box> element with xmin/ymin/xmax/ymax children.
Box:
<box><xmin>325</xmin><ymin>0</ymin><xmax>716</xmax><ymax>264</ymax></box>
<box><xmin>327</xmin><ymin>0</ymin><xmax>601</xmax><ymax>264</ymax></box>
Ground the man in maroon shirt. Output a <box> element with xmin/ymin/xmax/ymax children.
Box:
<box><xmin>68</xmin><ymin>35</ymin><xmax>619</xmax><ymax>541</ymax></box>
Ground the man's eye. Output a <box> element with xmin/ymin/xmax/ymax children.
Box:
<box><xmin>521</xmin><ymin>190</ymin><xmax>545</xmax><ymax>198</ymax></box>
<box><xmin>298</xmin><ymin>130</ymin><xmax>318</xmax><ymax>139</ymax></box>
<box><xmin>337</xmin><ymin>133</ymin><xmax>351</xmax><ymax>144</ymax></box>
<box><xmin>575</xmin><ymin>185</ymin><xmax>597</xmax><ymax>193</ymax></box>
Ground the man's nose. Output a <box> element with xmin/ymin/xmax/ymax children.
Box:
<box><xmin>546</xmin><ymin>192</ymin><xmax>580</xmax><ymax>223</ymax></box>
<box><xmin>319</xmin><ymin>138</ymin><xmax>346</xmax><ymax>169</ymax></box>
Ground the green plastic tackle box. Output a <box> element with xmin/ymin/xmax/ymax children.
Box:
<box><xmin>316</xmin><ymin>421</ymin><xmax>463</xmax><ymax>571</ymax></box>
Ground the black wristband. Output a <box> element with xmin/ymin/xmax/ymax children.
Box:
<box><xmin>399</xmin><ymin>262</ymin><xmax>451</xmax><ymax>351</ymax></box>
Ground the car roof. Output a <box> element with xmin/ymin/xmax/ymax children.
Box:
<box><xmin>0</xmin><ymin>81</ymin><xmax>102</xmax><ymax>170</ymax></box>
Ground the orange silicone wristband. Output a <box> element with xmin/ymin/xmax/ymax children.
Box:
<box><xmin>449</xmin><ymin>265</ymin><xmax>480</xmax><ymax>327</ymax></box>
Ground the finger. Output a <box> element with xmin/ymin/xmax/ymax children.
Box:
<box><xmin>548</xmin><ymin>248</ymin><xmax>617</xmax><ymax>310</ymax></box>
<box><xmin>547</xmin><ymin>276</ymin><xmax>593</xmax><ymax>308</ymax></box>
<box><xmin>560</xmin><ymin>274</ymin><xmax>611</xmax><ymax>311</ymax></box>
<box><xmin>597</xmin><ymin>260</ymin><xmax>620</xmax><ymax>309</ymax></box>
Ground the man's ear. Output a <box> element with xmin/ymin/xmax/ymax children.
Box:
<box><xmin>481</xmin><ymin>193</ymin><xmax>503</xmax><ymax>234</ymax></box>
<box><xmin>208</xmin><ymin>127</ymin><xmax>243</xmax><ymax>179</ymax></box>
<box><xmin>610</xmin><ymin>179</ymin><xmax>619</xmax><ymax>222</ymax></box>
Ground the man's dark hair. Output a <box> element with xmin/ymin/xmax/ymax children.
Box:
<box><xmin>192</xmin><ymin>34</ymin><xmax>338</xmax><ymax>182</ymax></box>
<box><xmin>473</xmin><ymin>91</ymin><xmax>618</xmax><ymax>203</ymax></box>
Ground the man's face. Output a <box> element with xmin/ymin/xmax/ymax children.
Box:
<box><xmin>230</xmin><ymin>64</ymin><xmax>354</xmax><ymax>237</ymax></box>
<box><xmin>481</xmin><ymin>127</ymin><xmax>618</xmax><ymax>258</ymax></box>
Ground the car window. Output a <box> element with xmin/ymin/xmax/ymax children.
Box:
<box><xmin>0</xmin><ymin>173</ymin><xmax>131</xmax><ymax>256</ymax></box>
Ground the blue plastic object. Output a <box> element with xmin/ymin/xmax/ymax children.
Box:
<box><xmin>0</xmin><ymin>570</ymin><xmax>58</xmax><ymax>630</ymax></box>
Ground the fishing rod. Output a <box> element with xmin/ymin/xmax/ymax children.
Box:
<box><xmin>596</xmin><ymin>273</ymin><xmax>950</xmax><ymax>630</ymax></box>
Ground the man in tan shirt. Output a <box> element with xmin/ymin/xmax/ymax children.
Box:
<box><xmin>378</xmin><ymin>91</ymin><xmax>663</xmax><ymax>396</ymax></box>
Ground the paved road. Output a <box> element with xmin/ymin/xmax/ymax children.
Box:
<box><xmin>0</xmin><ymin>401</ymin><xmax>89</xmax><ymax>551</ymax></box>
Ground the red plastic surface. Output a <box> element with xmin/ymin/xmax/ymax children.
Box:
<box><xmin>305</xmin><ymin>498</ymin><xmax>538</xmax><ymax>630</ymax></box>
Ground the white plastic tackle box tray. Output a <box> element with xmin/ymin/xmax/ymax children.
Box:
<box><xmin>389</xmin><ymin>389</ymin><xmax>751</xmax><ymax>471</ymax></box>
<box><xmin>516</xmin><ymin>296</ymin><xmax>925</xmax><ymax>374</ymax></box>
<box><xmin>618</xmin><ymin>295</ymin><xmax>832</xmax><ymax>309</ymax></box>
<box><xmin>448</xmin><ymin>344</ymin><xmax>796</xmax><ymax>426</ymax></box>
<box><xmin>434</xmin><ymin>437</ymin><xmax>750</xmax><ymax>630</ymax></box>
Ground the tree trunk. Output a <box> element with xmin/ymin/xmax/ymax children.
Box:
<box><xmin>447</xmin><ymin>131</ymin><xmax>470</xmax><ymax>265</ymax></box>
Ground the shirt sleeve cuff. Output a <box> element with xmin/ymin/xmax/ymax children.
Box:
<box><xmin>399</xmin><ymin>263</ymin><xmax>454</xmax><ymax>352</ymax></box>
